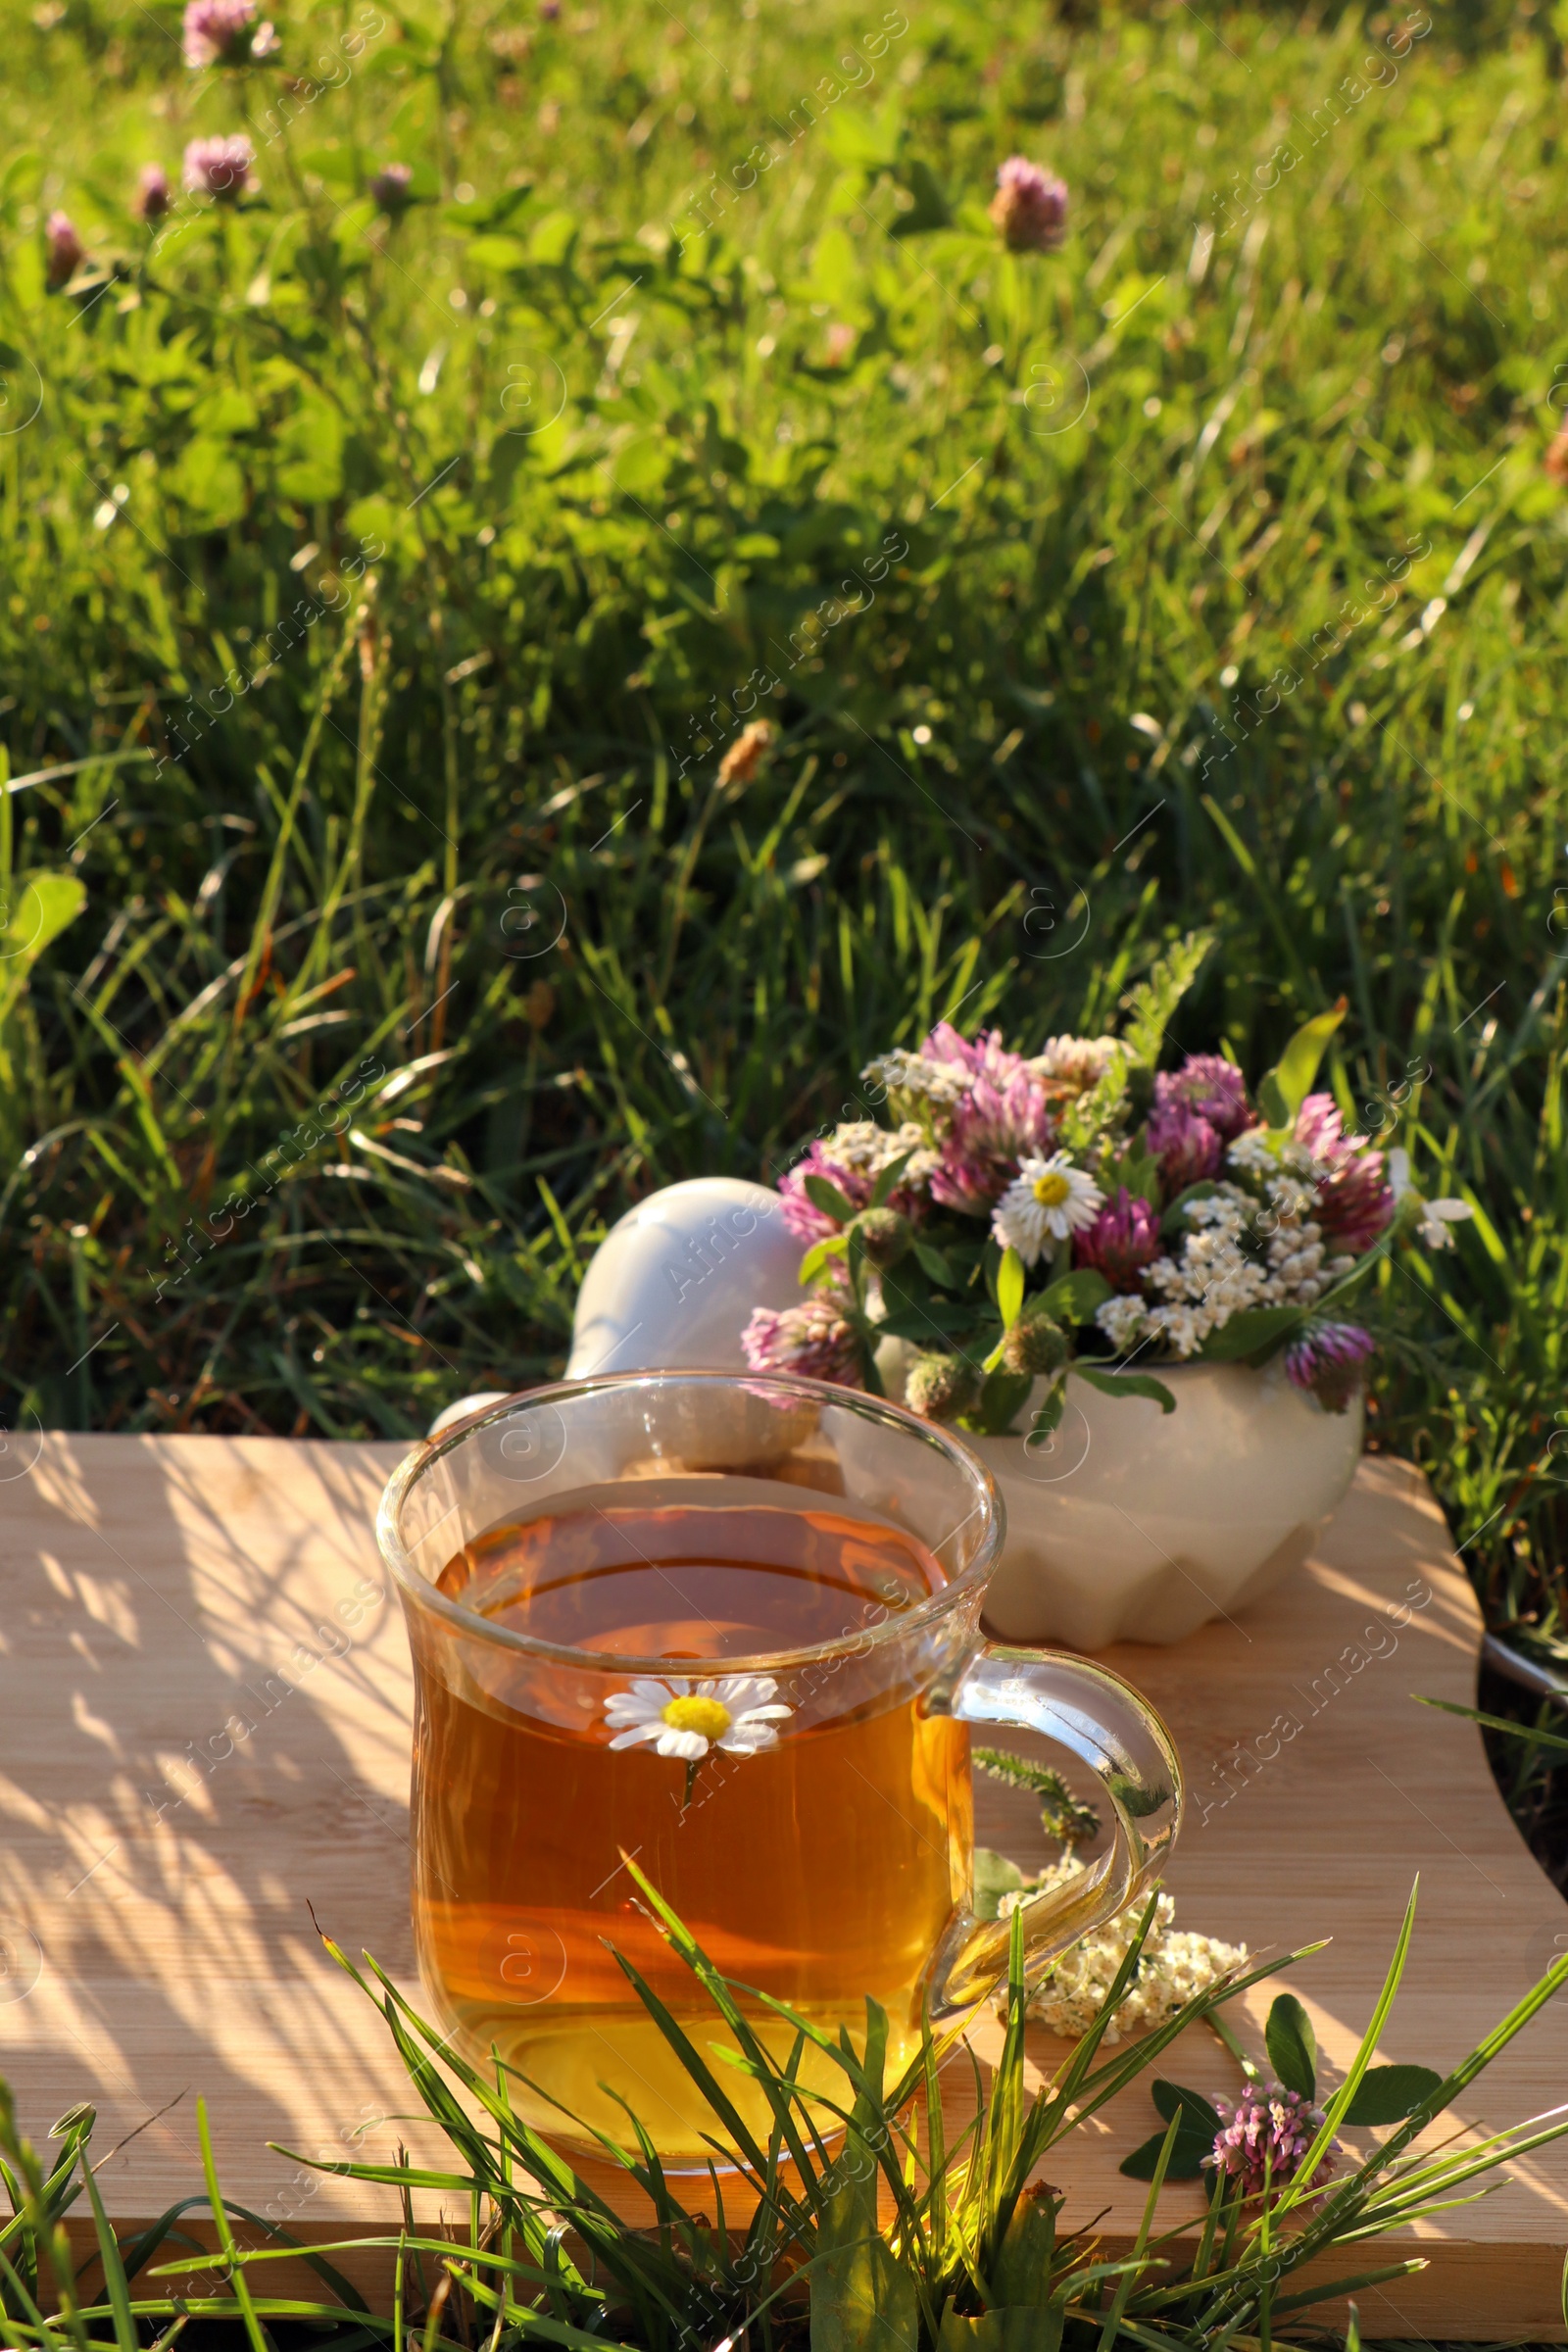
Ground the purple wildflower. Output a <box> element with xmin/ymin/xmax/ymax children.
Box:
<box><xmin>182</xmin><ymin>0</ymin><xmax>274</xmax><ymax>65</ymax></box>
<box><xmin>1074</xmin><ymin>1188</ymin><xmax>1161</xmax><ymax>1292</ymax></box>
<box><xmin>741</xmin><ymin>1296</ymin><xmax>861</xmax><ymax>1387</ymax></box>
<box><xmin>44</xmin><ymin>210</ymin><xmax>83</xmax><ymax>290</ymax></box>
<box><xmin>539</xmin><ymin>0</ymin><xmax>561</xmax><ymax>17</ymax></box>
<box><xmin>988</xmin><ymin>157</ymin><xmax>1068</xmax><ymax>254</ymax></box>
<box><xmin>1284</xmin><ymin>1321</ymin><xmax>1376</xmax><ymax>1413</ymax></box>
<box><xmin>1296</xmin><ymin>1094</ymin><xmax>1394</xmax><ymax>1254</ymax></box>
<box><xmin>776</xmin><ymin>1144</ymin><xmax>909</xmax><ymax>1245</ymax></box>
<box><xmin>135</xmin><ymin>163</ymin><xmax>172</xmax><ymax>222</ymax></box>
<box><xmin>369</xmin><ymin>162</ymin><xmax>415</xmax><ymax>214</ymax></box>
<box><xmin>917</xmin><ymin>1026</ymin><xmax>1057</xmax><ymax>1212</ymax></box>
<box><xmin>1294</xmin><ymin>1093</ymin><xmax>1356</xmax><ymax>1166</ymax></box>
<box><xmin>1146</xmin><ymin>1099</ymin><xmax>1222</xmax><ymax>1190</ymax></box>
<box><xmin>182</xmin><ymin>134</ymin><xmax>255</xmax><ymax>200</ymax></box>
<box><xmin>1205</xmin><ymin>2082</ymin><xmax>1334</xmax><ymax>2204</ymax></box>
<box><xmin>1159</xmin><ymin>1054</ymin><xmax>1255</xmax><ymax>1143</ymax></box>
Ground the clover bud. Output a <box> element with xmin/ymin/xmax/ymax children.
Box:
<box><xmin>905</xmin><ymin>1351</ymin><xmax>980</xmax><ymax>1422</ymax></box>
<box><xmin>853</xmin><ymin>1205</ymin><xmax>911</xmax><ymax>1268</ymax></box>
<box><xmin>1002</xmin><ymin>1305</ymin><xmax>1068</xmax><ymax>1378</ymax></box>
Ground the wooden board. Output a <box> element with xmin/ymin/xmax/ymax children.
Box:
<box><xmin>0</xmin><ymin>1438</ymin><xmax>1565</xmax><ymax>2336</ymax></box>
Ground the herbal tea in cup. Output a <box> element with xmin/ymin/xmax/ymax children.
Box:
<box><xmin>379</xmin><ymin>1374</ymin><xmax>1180</xmax><ymax>2164</ymax></box>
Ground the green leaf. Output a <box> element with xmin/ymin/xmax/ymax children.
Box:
<box><xmin>1120</xmin><ymin>2078</ymin><xmax>1219</xmax><ymax>2177</ymax></box>
<box><xmin>528</xmin><ymin>207</ymin><xmax>578</xmax><ymax>265</ymax></box>
<box><xmin>1197</xmin><ymin>1303</ymin><xmax>1304</xmax><ymax>1362</ymax></box>
<box><xmin>1118</xmin><ymin>2120</ymin><xmax>1211</xmax><ymax>2180</ymax></box>
<box><xmin>874</xmin><ymin>1300</ymin><xmax>974</xmax><ymax>1341</ymax></box>
<box><xmin>275</xmin><ymin>395</ymin><xmax>345</xmax><ymax>503</ymax></box>
<box><xmin>1266</xmin><ymin>1991</ymin><xmax>1317</xmax><ymax>2099</ymax></box>
<box><xmin>804</xmin><ymin>1172</ymin><xmax>858</xmax><ymax>1223</ymax></box>
<box><xmin>1341</xmin><ymin>2063</ymin><xmax>1444</xmax><ymax>2126</ymax></box>
<box><xmin>938</xmin><ymin>2307</ymin><xmax>1064</xmax><ymax>2352</ymax></box>
<box><xmin>1116</xmin><ymin>1147</ymin><xmax>1163</xmax><ymax>1207</ymax></box>
<box><xmin>1152</xmin><ymin>2079</ymin><xmax>1222</xmax><ymax>2134</ymax></box>
<box><xmin>997</xmin><ymin>1246</ymin><xmax>1025</xmax><ymax>1331</ymax></box>
<box><xmin>171</xmin><ymin>435</ymin><xmax>247</xmax><ymax>529</ymax></box>
<box><xmin>1073</xmin><ymin>1364</ymin><xmax>1176</xmax><ymax>1413</ymax></box>
<box><xmin>1036</xmin><ymin>1266</ymin><xmax>1111</xmax><ymax>1321</ymax></box>
<box><xmin>965</xmin><ymin>1367</ymin><xmax>1034</xmax><ymax>1437</ymax></box>
<box><xmin>1027</xmin><ymin>1382</ymin><xmax>1066</xmax><ymax>1445</ymax></box>
<box><xmin>798</xmin><ymin>1233</ymin><xmax>850</xmax><ymax>1285</ymax></box>
<box><xmin>912</xmin><ymin>1240</ymin><xmax>957</xmax><ymax>1286</ymax></box>
<box><xmin>990</xmin><ymin>2185</ymin><xmax>1060</xmax><ymax>2310</ymax></box>
<box><xmin>1416</xmin><ymin>1694</ymin><xmax>1568</xmax><ymax>1756</ymax></box>
<box><xmin>1119</xmin><ymin>929</ymin><xmax>1213</xmax><ymax>1068</ymax></box>
<box><xmin>466</xmin><ymin>232</ymin><xmax>531</xmax><ymax>273</ymax></box>
<box><xmin>443</xmin><ymin>179</ymin><xmax>532</xmax><ymax>228</ymax></box>
<box><xmin>80</xmin><ymin>2154</ymin><xmax>139</xmax><ymax>2352</ymax></box>
<box><xmin>1258</xmin><ymin>1071</ymin><xmax>1291</xmax><ymax>1128</ymax></box>
<box><xmin>1159</xmin><ymin>1179</ymin><xmax>1220</xmax><ymax>1234</ymax></box>
<box><xmin>887</xmin><ymin>159</ymin><xmax>952</xmax><ymax>236</ymax></box>
<box><xmin>810</xmin><ymin>2013</ymin><xmax>917</xmax><ymax>2352</ymax></box>
<box><xmin>974</xmin><ymin>1749</ymin><xmax>1101</xmax><ymax>1846</ymax></box>
<box><xmin>972</xmin><ymin>1846</ymin><xmax>1026</xmax><ymax>1923</ymax></box>
<box><xmin>867</xmin><ymin>1148</ymin><xmax>913</xmax><ymax>1207</ymax></box>
<box><xmin>192</xmin><ymin>385</ymin><xmax>260</xmax><ymax>434</ymax></box>
<box><xmin>1</xmin><ymin>872</ymin><xmax>85</xmax><ymax>969</ymax></box>
<box><xmin>1262</xmin><ymin>1002</ymin><xmax>1347</xmax><ymax>1127</ymax></box>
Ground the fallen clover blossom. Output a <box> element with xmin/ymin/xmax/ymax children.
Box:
<box><xmin>182</xmin><ymin>134</ymin><xmax>256</xmax><ymax>199</ymax></box>
<box><xmin>988</xmin><ymin>156</ymin><xmax>1069</xmax><ymax>253</ymax></box>
<box><xmin>1205</xmin><ymin>2082</ymin><xmax>1335</xmax><ymax>2203</ymax></box>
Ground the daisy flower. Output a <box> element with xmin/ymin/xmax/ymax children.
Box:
<box><xmin>991</xmin><ymin>1153</ymin><xmax>1103</xmax><ymax>1267</ymax></box>
<box><xmin>604</xmin><ymin>1675</ymin><xmax>792</xmax><ymax>1761</ymax></box>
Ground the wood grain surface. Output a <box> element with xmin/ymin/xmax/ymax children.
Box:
<box><xmin>0</xmin><ymin>1436</ymin><xmax>1564</xmax><ymax>2336</ymax></box>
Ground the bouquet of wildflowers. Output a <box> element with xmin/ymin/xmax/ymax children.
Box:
<box><xmin>742</xmin><ymin>937</ymin><xmax>1470</xmax><ymax>1436</ymax></box>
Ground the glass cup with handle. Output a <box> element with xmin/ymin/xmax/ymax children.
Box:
<box><xmin>378</xmin><ymin>1370</ymin><xmax>1183</xmax><ymax>2165</ymax></box>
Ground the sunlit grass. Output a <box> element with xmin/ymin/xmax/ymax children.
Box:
<box><xmin>0</xmin><ymin>0</ymin><xmax>1563</xmax><ymax>1661</ymax></box>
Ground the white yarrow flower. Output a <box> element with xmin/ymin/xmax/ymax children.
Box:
<box><xmin>604</xmin><ymin>1675</ymin><xmax>793</xmax><ymax>1761</ymax></box>
<box><xmin>991</xmin><ymin>1153</ymin><xmax>1103</xmax><ymax>1267</ymax></box>
<box><xmin>998</xmin><ymin>1855</ymin><xmax>1249</xmax><ymax>2044</ymax></box>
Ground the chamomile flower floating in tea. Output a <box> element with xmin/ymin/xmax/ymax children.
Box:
<box><xmin>604</xmin><ymin>1675</ymin><xmax>793</xmax><ymax>1761</ymax></box>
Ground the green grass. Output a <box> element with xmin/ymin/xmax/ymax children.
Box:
<box><xmin>3</xmin><ymin>0</ymin><xmax>1568</xmax><ymax>1692</ymax></box>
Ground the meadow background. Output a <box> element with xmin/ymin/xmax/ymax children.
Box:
<box><xmin>3</xmin><ymin>0</ymin><xmax>1568</xmax><ymax>1824</ymax></box>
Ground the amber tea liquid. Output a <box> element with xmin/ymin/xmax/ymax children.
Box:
<box><xmin>412</xmin><ymin>1477</ymin><xmax>971</xmax><ymax>2162</ymax></box>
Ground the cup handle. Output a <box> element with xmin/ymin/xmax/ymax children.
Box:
<box><xmin>923</xmin><ymin>1642</ymin><xmax>1184</xmax><ymax>2028</ymax></box>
